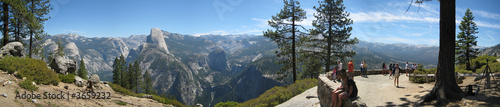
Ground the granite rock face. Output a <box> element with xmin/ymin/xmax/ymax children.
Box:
<box><xmin>49</xmin><ymin>56</ymin><xmax>77</xmax><ymax>75</ymax></box>
<box><xmin>147</xmin><ymin>28</ymin><xmax>169</xmax><ymax>54</ymax></box>
<box><xmin>0</xmin><ymin>42</ymin><xmax>25</xmax><ymax>59</ymax></box>
<box><xmin>208</xmin><ymin>49</ymin><xmax>229</xmax><ymax>71</ymax></box>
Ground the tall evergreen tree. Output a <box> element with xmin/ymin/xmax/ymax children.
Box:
<box><xmin>263</xmin><ymin>0</ymin><xmax>307</xmax><ymax>83</ymax></box>
<box><xmin>26</xmin><ymin>0</ymin><xmax>51</xmax><ymax>58</ymax></box>
<box><xmin>455</xmin><ymin>8</ymin><xmax>479</xmax><ymax>70</ymax></box>
<box><xmin>419</xmin><ymin>0</ymin><xmax>465</xmax><ymax>105</ymax></box>
<box><xmin>112</xmin><ymin>57</ymin><xmax>122</xmax><ymax>84</ymax></box>
<box><xmin>308</xmin><ymin>0</ymin><xmax>358</xmax><ymax>74</ymax></box>
<box><xmin>142</xmin><ymin>70</ymin><xmax>154</xmax><ymax>94</ymax></box>
<box><xmin>119</xmin><ymin>55</ymin><xmax>127</xmax><ymax>87</ymax></box>
<box><xmin>2</xmin><ymin>1</ymin><xmax>11</xmax><ymax>46</ymax></box>
<box><xmin>132</xmin><ymin>61</ymin><xmax>141</xmax><ymax>93</ymax></box>
<box><xmin>125</xmin><ymin>63</ymin><xmax>133</xmax><ymax>89</ymax></box>
<box><xmin>78</xmin><ymin>57</ymin><xmax>88</xmax><ymax>79</ymax></box>
<box><xmin>10</xmin><ymin>0</ymin><xmax>28</xmax><ymax>42</ymax></box>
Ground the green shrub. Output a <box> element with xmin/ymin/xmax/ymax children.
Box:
<box><xmin>59</xmin><ymin>74</ymin><xmax>75</xmax><ymax>83</ymax></box>
<box><xmin>476</xmin><ymin>62</ymin><xmax>500</xmax><ymax>73</ymax></box>
<box><xmin>238</xmin><ymin>78</ymin><xmax>317</xmax><ymax>107</ymax></box>
<box><xmin>215</xmin><ymin>101</ymin><xmax>240</xmax><ymax>107</ymax></box>
<box><xmin>19</xmin><ymin>79</ymin><xmax>38</xmax><ymax>91</ymax></box>
<box><xmin>0</xmin><ymin>57</ymin><xmax>60</xmax><ymax>85</ymax></box>
<box><xmin>455</xmin><ymin>69</ymin><xmax>473</xmax><ymax>74</ymax></box>
<box><xmin>115</xmin><ymin>100</ymin><xmax>127</xmax><ymax>105</ymax></box>
<box><xmin>410</xmin><ymin>70</ymin><xmax>435</xmax><ymax>83</ymax></box>
<box><xmin>0</xmin><ymin>56</ymin><xmax>26</xmax><ymax>74</ymax></box>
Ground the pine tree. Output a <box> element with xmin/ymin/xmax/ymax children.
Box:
<box><xmin>112</xmin><ymin>57</ymin><xmax>122</xmax><ymax>84</ymax></box>
<box><xmin>263</xmin><ymin>0</ymin><xmax>307</xmax><ymax>83</ymax></box>
<box><xmin>455</xmin><ymin>8</ymin><xmax>479</xmax><ymax>70</ymax></box>
<box><xmin>78</xmin><ymin>57</ymin><xmax>88</xmax><ymax>79</ymax></box>
<box><xmin>9</xmin><ymin>0</ymin><xmax>28</xmax><ymax>42</ymax></box>
<box><xmin>26</xmin><ymin>0</ymin><xmax>51</xmax><ymax>58</ymax></box>
<box><xmin>142</xmin><ymin>70</ymin><xmax>154</xmax><ymax>94</ymax></box>
<box><xmin>125</xmin><ymin>63</ymin><xmax>133</xmax><ymax>89</ymax></box>
<box><xmin>308</xmin><ymin>0</ymin><xmax>358</xmax><ymax>74</ymax></box>
<box><xmin>419</xmin><ymin>0</ymin><xmax>465</xmax><ymax>105</ymax></box>
<box><xmin>119</xmin><ymin>55</ymin><xmax>127</xmax><ymax>87</ymax></box>
<box><xmin>55</xmin><ymin>38</ymin><xmax>64</xmax><ymax>57</ymax></box>
<box><xmin>133</xmin><ymin>61</ymin><xmax>142</xmax><ymax>93</ymax></box>
<box><xmin>2</xmin><ymin>1</ymin><xmax>11</xmax><ymax>46</ymax></box>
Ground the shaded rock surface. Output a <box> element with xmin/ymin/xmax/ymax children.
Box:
<box><xmin>208</xmin><ymin>49</ymin><xmax>229</xmax><ymax>71</ymax></box>
<box><xmin>0</xmin><ymin>42</ymin><xmax>25</xmax><ymax>59</ymax></box>
<box><xmin>89</xmin><ymin>74</ymin><xmax>100</xmax><ymax>87</ymax></box>
<box><xmin>49</xmin><ymin>56</ymin><xmax>77</xmax><ymax>75</ymax></box>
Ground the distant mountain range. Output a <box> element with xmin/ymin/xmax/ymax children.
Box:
<box><xmin>479</xmin><ymin>43</ymin><xmax>500</xmax><ymax>57</ymax></box>
<box><xmin>40</xmin><ymin>28</ymin><xmax>448</xmax><ymax>106</ymax></box>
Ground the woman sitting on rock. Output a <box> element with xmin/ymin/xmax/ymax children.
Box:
<box><xmin>331</xmin><ymin>70</ymin><xmax>353</xmax><ymax>107</ymax></box>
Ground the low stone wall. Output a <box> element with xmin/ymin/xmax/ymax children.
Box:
<box><xmin>318</xmin><ymin>74</ymin><xmax>338</xmax><ymax>107</ymax></box>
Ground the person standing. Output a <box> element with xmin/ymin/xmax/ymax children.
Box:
<box><xmin>337</xmin><ymin>60</ymin><xmax>343</xmax><ymax>71</ymax></box>
<box><xmin>360</xmin><ymin>61</ymin><xmax>364</xmax><ymax>77</ymax></box>
<box><xmin>363</xmin><ymin>61</ymin><xmax>367</xmax><ymax>77</ymax></box>
<box><xmin>382</xmin><ymin>63</ymin><xmax>387</xmax><ymax>75</ymax></box>
<box><xmin>394</xmin><ymin>64</ymin><xmax>401</xmax><ymax>87</ymax></box>
<box><xmin>348</xmin><ymin>60</ymin><xmax>354</xmax><ymax>79</ymax></box>
<box><xmin>405</xmin><ymin>62</ymin><xmax>409</xmax><ymax>76</ymax></box>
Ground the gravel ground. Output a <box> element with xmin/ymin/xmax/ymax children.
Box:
<box><xmin>277</xmin><ymin>74</ymin><xmax>434</xmax><ymax>107</ymax></box>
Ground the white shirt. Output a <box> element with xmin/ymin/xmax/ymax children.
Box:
<box><xmin>406</xmin><ymin>64</ymin><xmax>409</xmax><ymax>69</ymax></box>
<box><xmin>338</xmin><ymin>63</ymin><xmax>343</xmax><ymax>70</ymax></box>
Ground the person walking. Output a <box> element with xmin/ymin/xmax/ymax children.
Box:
<box><xmin>348</xmin><ymin>59</ymin><xmax>354</xmax><ymax>79</ymax></box>
<box><xmin>394</xmin><ymin>64</ymin><xmax>401</xmax><ymax>87</ymax></box>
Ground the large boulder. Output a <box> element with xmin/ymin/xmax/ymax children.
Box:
<box><xmin>74</xmin><ymin>76</ymin><xmax>84</xmax><ymax>87</ymax></box>
<box><xmin>88</xmin><ymin>74</ymin><xmax>100</xmax><ymax>87</ymax></box>
<box><xmin>49</xmin><ymin>56</ymin><xmax>77</xmax><ymax>75</ymax></box>
<box><xmin>0</xmin><ymin>42</ymin><xmax>25</xmax><ymax>59</ymax></box>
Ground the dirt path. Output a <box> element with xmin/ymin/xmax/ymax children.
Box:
<box><xmin>277</xmin><ymin>74</ymin><xmax>434</xmax><ymax>107</ymax></box>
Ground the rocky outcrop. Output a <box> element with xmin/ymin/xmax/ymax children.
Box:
<box><xmin>0</xmin><ymin>42</ymin><xmax>25</xmax><ymax>59</ymax></box>
<box><xmin>89</xmin><ymin>74</ymin><xmax>100</xmax><ymax>87</ymax></box>
<box><xmin>49</xmin><ymin>56</ymin><xmax>77</xmax><ymax>75</ymax></box>
<box><xmin>147</xmin><ymin>28</ymin><xmax>169</xmax><ymax>54</ymax></box>
<box><xmin>75</xmin><ymin>76</ymin><xmax>84</xmax><ymax>87</ymax></box>
<box><xmin>208</xmin><ymin>49</ymin><xmax>229</xmax><ymax>71</ymax></box>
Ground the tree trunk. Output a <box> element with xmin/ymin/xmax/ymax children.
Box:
<box><xmin>291</xmin><ymin>0</ymin><xmax>296</xmax><ymax>83</ymax></box>
<box><xmin>2</xmin><ymin>3</ymin><xmax>9</xmax><ymax>46</ymax></box>
<box><xmin>465</xmin><ymin>43</ymin><xmax>470</xmax><ymax>70</ymax></box>
<box><xmin>29</xmin><ymin>0</ymin><xmax>35</xmax><ymax>58</ymax></box>
<box><xmin>419</xmin><ymin>0</ymin><xmax>465</xmax><ymax>105</ymax></box>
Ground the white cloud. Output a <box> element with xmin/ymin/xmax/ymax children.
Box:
<box><xmin>350</xmin><ymin>12</ymin><xmax>439</xmax><ymax>23</ymax></box>
<box><xmin>476</xmin><ymin>20</ymin><xmax>500</xmax><ymax>29</ymax></box>
<box><xmin>473</xmin><ymin>9</ymin><xmax>500</xmax><ymax>20</ymax></box>
<box><xmin>62</xmin><ymin>30</ymin><xmax>85</xmax><ymax>34</ymax></box>
<box><xmin>486</xmin><ymin>34</ymin><xmax>496</xmax><ymax>41</ymax></box>
<box><xmin>251</xmin><ymin>18</ymin><xmax>269</xmax><ymax>28</ymax></box>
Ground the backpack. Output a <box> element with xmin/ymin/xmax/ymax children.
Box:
<box><xmin>348</xmin><ymin>79</ymin><xmax>358</xmax><ymax>98</ymax></box>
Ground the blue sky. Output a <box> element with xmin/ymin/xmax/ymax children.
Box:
<box><xmin>45</xmin><ymin>0</ymin><xmax>500</xmax><ymax>47</ymax></box>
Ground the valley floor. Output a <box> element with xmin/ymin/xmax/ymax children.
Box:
<box><xmin>278</xmin><ymin>74</ymin><xmax>500</xmax><ymax>107</ymax></box>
